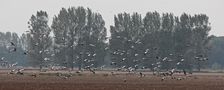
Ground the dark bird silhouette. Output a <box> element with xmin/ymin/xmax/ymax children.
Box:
<box><xmin>24</xmin><ymin>52</ymin><xmax>27</xmax><ymax>55</ymax></box>
<box><xmin>139</xmin><ymin>72</ymin><xmax>144</xmax><ymax>77</ymax></box>
<box><xmin>10</xmin><ymin>42</ymin><xmax>15</xmax><ymax>46</ymax></box>
<box><xmin>123</xmin><ymin>79</ymin><xmax>127</xmax><ymax>82</ymax></box>
<box><xmin>183</xmin><ymin>69</ymin><xmax>187</xmax><ymax>76</ymax></box>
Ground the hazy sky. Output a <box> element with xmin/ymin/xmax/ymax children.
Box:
<box><xmin>0</xmin><ymin>0</ymin><xmax>223</xmax><ymax>36</ymax></box>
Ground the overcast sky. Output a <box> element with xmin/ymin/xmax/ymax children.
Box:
<box><xmin>0</xmin><ymin>0</ymin><xmax>223</xmax><ymax>36</ymax></box>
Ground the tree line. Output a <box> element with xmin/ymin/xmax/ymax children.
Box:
<box><xmin>110</xmin><ymin>12</ymin><xmax>212</xmax><ymax>71</ymax></box>
<box><xmin>0</xmin><ymin>6</ymin><xmax>214</xmax><ymax>71</ymax></box>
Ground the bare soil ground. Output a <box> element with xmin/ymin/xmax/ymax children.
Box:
<box><xmin>0</xmin><ymin>70</ymin><xmax>224</xmax><ymax>90</ymax></box>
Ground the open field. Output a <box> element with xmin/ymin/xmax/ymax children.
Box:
<box><xmin>0</xmin><ymin>70</ymin><xmax>224</xmax><ymax>90</ymax></box>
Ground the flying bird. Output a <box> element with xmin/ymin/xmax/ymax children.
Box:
<box><xmin>10</xmin><ymin>42</ymin><xmax>15</xmax><ymax>46</ymax></box>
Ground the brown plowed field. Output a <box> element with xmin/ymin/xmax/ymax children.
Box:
<box><xmin>0</xmin><ymin>70</ymin><xmax>224</xmax><ymax>90</ymax></box>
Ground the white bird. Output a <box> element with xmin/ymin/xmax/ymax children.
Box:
<box><xmin>90</xmin><ymin>64</ymin><xmax>94</xmax><ymax>67</ymax></box>
<box><xmin>51</xmin><ymin>54</ymin><xmax>55</xmax><ymax>57</ymax></box>
<box><xmin>84</xmin><ymin>59</ymin><xmax>88</xmax><ymax>62</ymax></box>
<box><xmin>18</xmin><ymin>68</ymin><xmax>24</xmax><ymax>72</ymax></box>
<box><xmin>177</xmin><ymin>77</ymin><xmax>182</xmax><ymax>80</ymax></box>
<box><xmin>116</xmin><ymin>36</ymin><xmax>121</xmax><ymax>38</ymax></box>
<box><xmin>162</xmin><ymin>57</ymin><xmax>167</xmax><ymax>61</ymax></box>
<box><xmin>195</xmin><ymin>57</ymin><xmax>199</xmax><ymax>59</ymax></box>
<box><xmin>153</xmin><ymin>67</ymin><xmax>158</xmax><ymax>70</ymax></box>
<box><xmin>110</xmin><ymin>62</ymin><xmax>117</xmax><ymax>65</ymax></box>
<box><xmin>161</xmin><ymin>77</ymin><xmax>166</xmax><ymax>81</ymax></box>
<box><xmin>181</xmin><ymin>59</ymin><xmax>184</xmax><ymax>62</ymax></box>
<box><xmin>128</xmin><ymin>67</ymin><xmax>134</xmax><ymax>72</ymax></box>
<box><xmin>89</xmin><ymin>44</ymin><xmax>95</xmax><ymax>47</ymax></box>
<box><xmin>121</xmin><ymin>66</ymin><xmax>126</xmax><ymax>69</ymax></box>
<box><xmin>171</xmin><ymin>68</ymin><xmax>175</xmax><ymax>73</ymax></box>
<box><xmin>100</xmin><ymin>65</ymin><xmax>105</xmax><ymax>70</ymax></box>
<box><xmin>177</xmin><ymin>62</ymin><xmax>181</xmax><ymax>65</ymax></box>
<box><xmin>39</xmin><ymin>51</ymin><xmax>42</xmax><ymax>54</ymax></box>
<box><xmin>1</xmin><ymin>57</ymin><xmax>5</xmax><ymax>61</ymax></box>
<box><xmin>203</xmin><ymin>58</ymin><xmax>208</xmax><ymax>61</ymax></box>
<box><xmin>141</xmin><ymin>66</ymin><xmax>146</xmax><ymax>69</ymax></box>
<box><xmin>9</xmin><ymin>69</ymin><xmax>16</xmax><ymax>74</ymax></box>
<box><xmin>131</xmin><ymin>46</ymin><xmax>134</xmax><ymax>48</ymax></box>
<box><xmin>44</xmin><ymin>58</ymin><xmax>50</xmax><ymax>61</ymax></box>
<box><xmin>112</xmin><ymin>52</ymin><xmax>117</xmax><ymax>55</ymax></box>
<box><xmin>35</xmin><ymin>43</ymin><xmax>39</xmax><ymax>46</ymax></box>
<box><xmin>11</xmin><ymin>62</ymin><xmax>18</xmax><ymax>67</ymax></box>
<box><xmin>144</xmin><ymin>49</ymin><xmax>149</xmax><ymax>54</ymax></box>
<box><xmin>44</xmin><ymin>50</ymin><xmax>49</xmax><ymax>52</ymax></box>
<box><xmin>104</xmin><ymin>47</ymin><xmax>109</xmax><ymax>50</ymax></box>
<box><xmin>133</xmin><ymin>60</ymin><xmax>139</xmax><ymax>63</ymax></box>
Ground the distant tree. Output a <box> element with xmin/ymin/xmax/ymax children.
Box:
<box><xmin>27</xmin><ymin>11</ymin><xmax>52</xmax><ymax>70</ymax></box>
<box><xmin>142</xmin><ymin>11</ymin><xmax>161</xmax><ymax>69</ymax></box>
<box><xmin>20</xmin><ymin>33</ymin><xmax>29</xmax><ymax>51</ymax></box>
<box><xmin>110</xmin><ymin>13</ymin><xmax>144</xmax><ymax>69</ymax></box>
<box><xmin>11</xmin><ymin>33</ymin><xmax>19</xmax><ymax>45</ymax></box>
<box><xmin>190</xmin><ymin>14</ymin><xmax>211</xmax><ymax>71</ymax></box>
<box><xmin>158</xmin><ymin>13</ymin><xmax>175</xmax><ymax>70</ymax></box>
<box><xmin>52</xmin><ymin>7</ymin><xmax>107</xmax><ymax>70</ymax></box>
<box><xmin>211</xmin><ymin>62</ymin><xmax>222</xmax><ymax>70</ymax></box>
<box><xmin>5</xmin><ymin>32</ymin><xmax>12</xmax><ymax>41</ymax></box>
<box><xmin>52</xmin><ymin>8</ymin><xmax>70</xmax><ymax>67</ymax></box>
<box><xmin>0</xmin><ymin>32</ymin><xmax>28</xmax><ymax>66</ymax></box>
<box><xmin>208</xmin><ymin>36</ymin><xmax>224</xmax><ymax>68</ymax></box>
<box><xmin>75</xmin><ymin>8</ymin><xmax>107</xmax><ymax>69</ymax></box>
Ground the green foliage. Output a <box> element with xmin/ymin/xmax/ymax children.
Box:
<box><xmin>208</xmin><ymin>36</ymin><xmax>224</xmax><ymax>68</ymax></box>
<box><xmin>52</xmin><ymin>7</ymin><xmax>107</xmax><ymax>70</ymax></box>
<box><xmin>110</xmin><ymin>12</ymin><xmax>211</xmax><ymax>70</ymax></box>
<box><xmin>27</xmin><ymin>11</ymin><xmax>52</xmax><ymax>69</ymax></box>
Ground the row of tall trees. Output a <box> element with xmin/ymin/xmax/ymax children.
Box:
<box><xmin>109</xmin><ymin>12</ymin><xmax>212</xmax><ymax>71</ymax></box>
<box><xmin>51</xmin><ymin>7</ymin><xmax>107</xmax><ymax>70</ymax></box>
<box><xmin>27</xmin><ymin>7</ymin><xmax>107</xmax><ymax>70</ymax></box>
<box><xmin>27</xmin><ymin>11</ymin><xmax>52</xmax><ymax>69</ymax></box>
<box><xmin>8</xmin><ymin>6</ymin><xmax>212</xmax><ymax>70</ymax></box>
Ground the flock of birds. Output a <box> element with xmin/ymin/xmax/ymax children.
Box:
<box><xmin>108</xmin><ymin>36</ymin><xmax>208</xmax><ymax>81</ymax></box>
<box><xmin>0</xmin><ymin>37</ymin><xmax>208</xmax><ymax>81</ymax></box>
<box><xmin>1</xmin><ymin>42</ymin><xmax>18</xmax><ymax>67</ymax></box>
